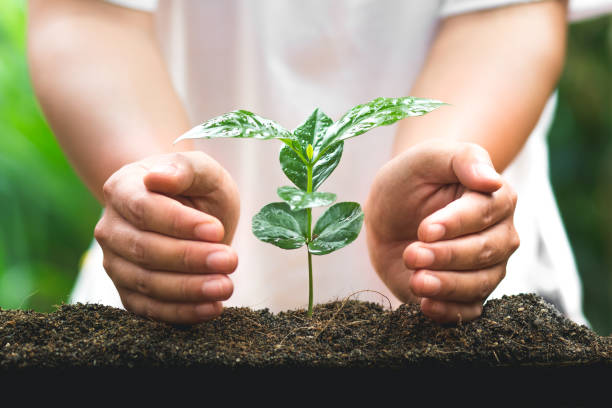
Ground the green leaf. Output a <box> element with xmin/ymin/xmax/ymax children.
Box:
<box><xmin>252</xmin><ymin>203</ymin><xmax>308</xmax><ymax>250</ymax></box>
<box><xmin>277</xmin><ymin>186</ymin><xmax>336</xmax><ymax>211</ymax></box>
<box><xmin>280</xmin><ymin>141</ymin><xmax>343</xmax><ymax>191</ymax></box>
<box><xmin>317</xmin><ymin>97</ymin><xmax>446</xmax><ymax>157</ymax></box>
<box><xmin>279</xmin><ymin>108</ymin><xmax>344</xmax><ymax>191</ymax></box>
<box><xmin>174</xmin><ymin>110</ymin><xmax>293</xmax><ymax>143</ymax></box>
<box><xmin>293</xmin><ymin>108</ymin><xmax>333</xmax><ymax>153</ymax></box>
<box><xmin>308</xmin><ymin>202</ymin><xmax>364</xmax><ymax>255</ymax></box>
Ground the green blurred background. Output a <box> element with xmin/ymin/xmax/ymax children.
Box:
<box><xmin>1</xmin><ymin>1</ymin><xmax>611</xmax><ymax>334</ymax></box>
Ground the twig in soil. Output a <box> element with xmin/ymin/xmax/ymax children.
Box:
<box><xmin>276</xmin><ymin>326</ymin><xmax>317</xmax><ymax>347</ymax></box>
<box><xmin>314</xmin><ymin>289</ymin><xmax>392</xmax><ymax>339</ymax></box>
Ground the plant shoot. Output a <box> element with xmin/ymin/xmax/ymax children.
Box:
<box><xmin>175</xmin><ymin>97</ymin><xmax>445</xmax><ymax>316</ymax></box>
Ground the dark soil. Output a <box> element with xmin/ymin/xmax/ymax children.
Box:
<box><xmin>0</xmin><ymin>293</ymin><xmax>610</xmax><ymax>368</ymax></box>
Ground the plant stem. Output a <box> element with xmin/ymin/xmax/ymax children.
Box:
<box><xmin>307</xmin><ymin>249</ymin><xmax>313</xmax><ymax>317</ymax></box>
<box><xmin>306</xmin><ymin>164</ymin><xmax>313</xmax><ymax>317</ymax></box>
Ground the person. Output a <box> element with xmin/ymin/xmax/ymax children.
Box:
<box><xmin>27</xmin><ymin>0</ymin><xmax>604</xmax><ymax>326</ymax></box>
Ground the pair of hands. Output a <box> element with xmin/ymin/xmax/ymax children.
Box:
<box><xmin>95</xmin><ymin>141</ymin><xmax>518</xmax><ymax>324</ymax></box>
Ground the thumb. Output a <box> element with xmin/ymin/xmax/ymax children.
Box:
<box><xmin>143</xmin><ymin>151</ymin><xmax>225</xmax><ymax>197</ymax></box>
<box><xmin>452</xmin><ymin>143</ymin><xmax>502</xmax><ymax>193</ymax></box>
<box><xmin>409</xmin><ymin>140</ymin><xmax>502</xmax><ymax>193</ymax></box>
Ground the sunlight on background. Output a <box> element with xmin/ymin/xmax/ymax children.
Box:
<box><xmin>0</xmin><ymin>1</ymin><xmax>610</xmax><ymax>334</ymax></box>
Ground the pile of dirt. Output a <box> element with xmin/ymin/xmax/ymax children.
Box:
<box><xmin>0</xmin><ymin>293</ymin><xmax>610</xmax><ymax>368</ymax></box>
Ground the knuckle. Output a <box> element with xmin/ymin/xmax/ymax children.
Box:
<box><xmin>168</xmin><ymin>206</ymin><xmax>184</xmax><ymax>237</ymax></box>
<box><xmin>510</xmin><ymin>229</ymin><xmax>521</xmax><ymax>253</ymax></box>
<box><xmin>101</xmin><ymin>253</ymin><xmax>113</xmax><ymax>273</ymax></box>
<box><xmin>498</xmin><ymin>265</ymin><xmax>507</xmax><ymax>282</ymax></box>
<box><xmin>102</xmin><ymin>177</ymin><xmax>116</xmax><ymax>201</ymax></box>
<box><xmin>126</xmin><ymin>192</ymin><xmax>148</xmax><ymax>229</ymax></box>
<box><xmin>127</xmin><ymin>234</ymin><xmax>147</xmax><ymax>264</ymax></box>
<box><xmin>477</xmin><ymin>236</ymin><xmax>495</xmax><ymax>266</ymax></box>
<box><xmin>179</xmin><ymin>276</ymin><xmax>190</xmax><ymax>299</ymax></box>
<box><xmin>445</xmin><ymin>275</ymin><xmax>458</xmax><ymax>298</ymax></box>
<box><xmin>440</xmin><ymin>245</ymin><xmax>455</xmax><ymax>266</ymax></box>
<box><xmin>93</xmin><ymin>220</ymin><xmax>107</xmax><ymax>244</ymax></box>
<box><xmin>181</xmin><ymin>243</ymin><xmax>203</xmax><ymax>273</ymax></box>
<box><xmin>134</xmin><ymin>269</ymin><xmax>151</xmax><ymax>296</ymax></box>
<box><xmin>477</xmin><ymin>278</ymin><xmax>492</xmax><ymax>300</ymax></box>
<box><xmin>509</xmin><ymin>186</ymin><xmax>518</xmax><ymax>209</ymax></box>
<box><xmin>482</xmin><ymin>202</ymin><xmax>495</xmax><ymax>227</ymax></box>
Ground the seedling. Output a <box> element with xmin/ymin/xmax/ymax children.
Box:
<box><xmin>175</xmin><ymin>97</ymin><xmax>445</xmax><ymax>316</ymax></box>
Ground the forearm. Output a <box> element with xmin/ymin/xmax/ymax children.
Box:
<box><xmin>28</xmin><ymin>0</ymin><xmax>191</xmax><ymax>202</ymax></box>
<box><xmin>394</xmin><ymin>0</ymin><xmax>567</xmax><ymax>171</ymax></box>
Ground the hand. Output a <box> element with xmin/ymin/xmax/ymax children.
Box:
<box><xmin>94</xmin><ymin>151</ymin><xmax>240</xmax><ymax>324</ymax></box>
<box><xmin>365</xmin><ymin>140</ymin><xmax>519</xmax><ymax>323</ymax></box>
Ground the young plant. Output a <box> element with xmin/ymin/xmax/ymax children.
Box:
<box><xmin>175</xmin><ymin>97</ymin><xmax>445</xmax><ymax>316</ymax></box>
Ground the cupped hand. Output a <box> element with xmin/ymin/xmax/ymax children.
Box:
<box><xmin>365</xmin><ymin>140</ymin><xmax>519</xmax><ymax>323</ymax></box>
<box><xmin>94</xmin><ymin>151</ymin><xmax>240</xmax><ymax>324</ymax></box>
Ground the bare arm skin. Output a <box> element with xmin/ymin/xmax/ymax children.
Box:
<box><xmin>366</xmin><ymin>1</ymin><xmax>567</xmax><ymax>323</ymax></box>
<box><xmin>28</xmin><ymin>0</ymin><xmax>190</xmax><ymax>201</ymax></box>
<box><xmin>28</xmin><ymin>0</ymin><xmax>240</xmax><ymax>324</ymax></box>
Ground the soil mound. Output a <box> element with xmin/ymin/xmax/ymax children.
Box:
<box><xmin>1</xmin><ymin>293</ymin><xmax>610</xmax><ymax>368</ymax></box>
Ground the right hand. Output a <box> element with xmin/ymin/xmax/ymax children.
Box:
<box><xmin>94</xmin><ymin>151</ymin><xmax>240</xmax><ymax>324</ymax></box>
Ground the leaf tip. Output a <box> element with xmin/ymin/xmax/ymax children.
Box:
<box><xmin>173</xmin><ymin>125</ymin><xmax>202</xmax><ymax>144</ymax></box>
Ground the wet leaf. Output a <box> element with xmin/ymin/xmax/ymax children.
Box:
<box><xmin>277</xmin><ymin>186</ymin><xmax>336</xmax><ymax>211</ymax></box>
<box><xmin>308</xmin><ymin>202</ymin><xmax>364</xmax><ymax>255</ymax></box>
<box><xmin>280</xmin><ymin>141</ymin><xmax>343</xmax><ymax>191</ymax></box>
<box><xmin>174</xmin><ymin>110</ymin><xmax>293</xmax><ymax>143</ymax></box>
<box><xmin>317</xmin><ymin>97</ymin><xmax>446</xmax><ymax>157</ymax></box>
<box><xmin>252</xmin><ymin>202</ymin><xmax>308</xmax><ymax>250</ymax></box>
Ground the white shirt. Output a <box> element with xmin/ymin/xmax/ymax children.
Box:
<box><xmin>72</xmin><ymin>0</ymin><xmax>612</xmax><ymax>324</ymax></box>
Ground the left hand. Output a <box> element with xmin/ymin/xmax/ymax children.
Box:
<box><xmin>365</xmin><ymin>140</ymin><xmax>519</xmax><ymax>323</ymax></box>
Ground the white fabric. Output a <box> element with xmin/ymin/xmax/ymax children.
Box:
<box><xmin>106</xmin><ymin>0</ymin><xmax>612</xmax><ymax>23</ymax></box>
<box><xmin>105</xmin><ymin>0</ymin><xmax>158</xmax><ymax>12</ymax></box>
<box><xmin>72</xmin><ymin>0</ymin><xmax>610</xmax><ymax>325</ymax></box>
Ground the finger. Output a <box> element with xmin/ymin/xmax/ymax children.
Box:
<box><xmin>403</xmin><ymin>220</ymin><xmax>519</xmax><ymax>270</ymax></box>
<box><xmin>409</xmin><ymin>264</ymin><xmax>506</xmax><ymax>303</ymax></box>
<box><xmin>103</xmin><ymin>251</ymin><xmax>233</xmax><ymax>302</ymax></box>
<box><xmin>143</xmin><ymin>151</ymin><xmax>226</xmax><ymax>197</ymax></box>
<box><xmin>109</xmin><ymin>180</ymin><xmax>224</xmax><ymax>241</ymax></box>
<box><xmin>119</xmin><ymin>289</ymin><xmax>223</xmax><ymax>324</ymax></box>
<box><xmin>407</xmin><ymin>141</ymin><xmax>502</xmax><ymax>193</ymax></box>
<box><xmin>420</xmin><ymin>298</ymin><xmax>483</xmax><ymax>324</ymax></box>
<box><xmin>417</xmin><ymin>184</ymin><xmax>517</xmax><ymax>242</ymax></box>
<box><xmin>451</xmin><ymin>143</ymin><xmax>503</xmax><ymax>193</ymax></box>
<box><xmin>95</xmin><ymin>214</ymin><xmax>238</xmax><ymax>274</ymax></box>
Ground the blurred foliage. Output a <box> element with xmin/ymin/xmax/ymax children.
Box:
<box><xmin>0</xmin><ymin>0</ymin><xmax>101</xmax><ymax>311</ymax></box>
<box><xmin>549</xmin><ymin>15</ymin><xmax>612</xmax><ymax>335</ymax></box>
<box><xmin>0</xmin><ymin>2</ymin><xmax>610</xmax><ymax>334</ymax></box>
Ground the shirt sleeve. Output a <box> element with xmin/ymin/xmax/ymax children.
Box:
<box><xmin>568</xmin><ymin>0</ymin><xmax>612</xmax><ymax>22</ymax></box>
<box><xmin>105</xmin><ymin>0</ymin><xmax>158</xmax><ymax>12</ymax></box>
<box><xmin>439</xmin><ymin>0</ymin><xmax>546</xmax><ymax>18</ymax></box>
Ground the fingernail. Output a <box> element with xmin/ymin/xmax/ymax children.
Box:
<box><xmin>415</xmin><ymin>247</ymin><xmax>435</xmax><ymax>267</ymax></box>
<box><xmin>196</xmin><ymin>302</ymin><xmax>219</xmax><ymax>318</ymax></box>
<box><xmin>422</xmin><ymin>274</ymin><xmax>441</xmax><ymax>295</ymax></box>
<box><xmin>202</xmin><ymin>279</ymin><xmax>224</xmax><ymax>296</ymax></box>
<box><xmin>426</xmin><ymin>224</ymin><xmax>445</xmax><ymax>242</ymax></box>
<box><xmin>206</xmin><ymin>251</ymin><xmax>234</xmax><ymax>272</ymax></box>
<box><xmin>473</xmin><ymin>163</ymin><xmax>500</xmax><ymax>182</ymax></box>
<box><xmin>194</xmin><ymin>223</ymin><xmax>223</xmax><ymax>241</ymax></box>
<box><xmin>149</xmin><ymin>164</ymin><xmax>177</xmax><ymax>176</ymax></box>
